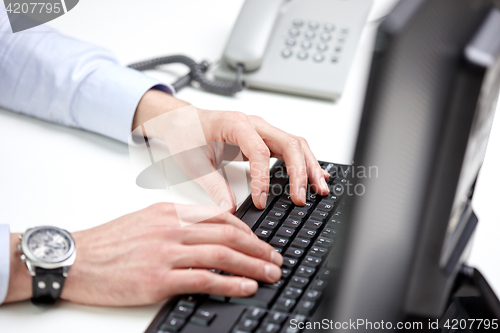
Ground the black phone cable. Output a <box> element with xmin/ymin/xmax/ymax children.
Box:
<box><xmin>128</xmin><ymin>55</ymin><xmax>246</xmax><ymax>96</ymax></box>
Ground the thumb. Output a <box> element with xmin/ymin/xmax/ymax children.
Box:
<box><xmin>195</xmin><ymin>170</ymin><xmax>236</xmax><ymax>214</ymax></box>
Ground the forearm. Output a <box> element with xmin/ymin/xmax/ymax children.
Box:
<box><xmin>4</xmin><ymin>233</ymin><xmax>31</xmax><ymax>303</ymax></box>
<box><xmin>132</xmin><ymin>89</ymin><xmax>191</xmax><ymax>131</ymax></box>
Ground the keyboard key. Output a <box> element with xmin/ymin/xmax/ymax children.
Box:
<box><xmin>283</xmin><ymin>286</ymin><xmax>303</xmax><ymax>299</ymax></box>
<box><xmin>190</xmin><ymin>309</ymin><xmax>216</xmax><ymax>326</ymax></box>
<box><xmin>303</xmin><ymin>256</ymin><xmax>322</xmax><ymax>267</ymax></box>
<box><xmin>283</xmin><ymin>218</ymin><xmax>301</xmax><ymax>229</ymax></box>
<box><xmin>172</xmin><ymin>304</ymin><xmax>194</xmax><ymax>318</ymax></box>
<box><xmin>331</xmin><ymin>184</ymin><xmax>343</xmax><ymax>195</ymax></box>
<box><xmin>326</xmin><ymin>194</ymin><xmax>339</xmax><ymax>202</ymax></box>
<box><xmin>289</xmin><ymin>276</ymin><xmax>309</xmax><ymax>289</ymax></box>
<box><xmin>272</xmin><ymin>297</ymin><xmax>296</xmax><ymax>313</ymax></box>
<box><xmin>298</xmin><ymin>229</ymin><xmax>316</xmax><ymax>239</ymax></box>
<box><xmin>296</xmin><ymin>265</ymin><xmax>316</xmax><ymax>278</ymax></box>
<box><xmin>281</xmin><ymin>268</ymin><xmax>292</xmax><ymax>279</ymax></box>
<box><xmin>178</xmin><ymin>295</ymin><xmax>199</xmax><ymax>308</ymax></box>
<box><xmin>161</xmin><ymin>315</ymin><xmax>185</xmax><ymax>332</ymax></box>
<box><xmin>290</xmin><ymin>238</ymin><xmax>310</xmax><ymax>249</ymax></box>
<box><xmin>310</xmin><ymin>209</ymin><xmax>329</xmax><ymax>222</ymax></box>
<box><xmin>255</xmin><ymin>228</ymin><xmax>272</xmax><ymax>241</ymax></box>
<box><xmin>303</xmin><ymin>202</ymin><xmax>314</xmax><ymax>211</ymax></box>
<box><xmin>333</xmin><ymin>177</ymin><xmax>347</xmax><ymax>185</ymax></box>
<box><xmin>296</xmin><ymin>300</ymin><xmax>314</xmax><ymax>315</ymax></box>
<box><xmin>316</xmin><ymin>201</ymin><xmax>334</xmax><ymax>212</ymax></box>
<box><xmin>317</xmin><ymin>267</ymin><xmax>333</xmax><ymax>279</ymax></box>
<box><xmin>307</xmin><ymin>192</ymin><xmax>318</xmax><ymax>202</ymax></box>
<box><xmin>308</xmin><ymin>246</ymin><xmax>328</xmax><ymax>257</ymax></box>
<box><xmin>260</xmin><ymin>219</ymin><xmax>280</xmax><ymax>231</ymax></box>
<box><xmin>244</xmin><ymin>307</ymin><xmax>267</xmax><ymax>320</ymax></box>
<box><xmin>264</xmin><ymin>311</ymin><xmax>288</xmax><ymax>324</ymax></box>
<box><xmin>289</xmin><ymin>208</ymin><xmax>307</xmax><ymax>221</ymax></box>
<box><xmin>268</xmin><ymin>210</ymin><xmax>287</xmax><ymax>222</ymax></box>
<box><xmin>304</xmin><ymin>289</ymin><xmax>321</xmax><ymax>301</ymax></box>
<box><xmin>257</xmin><ymin>322</ymin><xmax>281</xmax><ymax>333</ymax></box>
<box><xmin>282</xmin><ymin>257</ymin><xmax>299</xmax><ymax>268</ymax></box>
<box><xmin>276</xmin><ymin>226</ymin><xmax>295</xmax><ymax>238</ymax></box>
<box><xmin>284</xmin><ymin>247</ymin><xmax>304</xmax><ymax>259</ymax></box>
<box><xmin>263</xmin><ymin>279</ymin><xmax>285</xmax><ymax>290</ymax></box>
<box><xmin>235</xmin><ymin>317</ymin><xmax>259</xmax><ymax>332</ymax></box>
<box><xmin>270</xmin><ymin>236</ymin><xmax>289</xmax><ymax>248</ymax></box>
<box><xmin>274</xmin><ymin>201</ymin><xmax>292</xmax><ymax>212</ymax></box>
<box><xmin>321</xmin><ymin>227</ymin><xmax>337</xmax><ymax>239</ymax></box>
<box><xmin>279</xmin><ymin>193</ymin><xmax>292</xmax><ymax>204</ymax></box>
<box><xmin>314</xmin><ymin>237</ymin><xmax>333</xmax><ymax>248</ymax></box>
<box><xmin>304</xmin><ymin>219</ymin><xmax>323</xmax><ymax>230</ymax></box>
<box><xmin>311</xmin><ymin>279</ymin><xmax>327</xmax><ymax>291</ymax></box>
<box><xmin>229</xmin><ymin>287</ymin><xmax>278</xmax><ymax>308</ymax></box>
<box><xmin>327</xmin><ymin>219</ymin><xmax>342</xmax><ymax>228</ymax></box>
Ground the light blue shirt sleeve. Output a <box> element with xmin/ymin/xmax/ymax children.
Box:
<box><xmin>0</xmin><ymin>8</ymin><xmax>173</xmax><ymax>143</ymax></box>
<box><xmin>0</xmin><ymin>224</ymin><xmax>10</xmax><ymax>305</ymax></box>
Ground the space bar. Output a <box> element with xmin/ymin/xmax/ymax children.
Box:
<box><xmin>241</xmin><ymin>182</ymin><xmax>285</xmax><ymax>229</ymax></box>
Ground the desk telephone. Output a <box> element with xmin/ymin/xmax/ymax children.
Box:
<box><xmin>129</xmin><ymin>0</ymin><xmax>373</xmax><ymax>101</ymax></box>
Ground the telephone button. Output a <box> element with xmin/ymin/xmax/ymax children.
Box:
<box><xmin>301</xmin><ymin>41</ymin><xmax>312</xmax><ymax>49</ymax></box>
<box><xmin>313</xmin><ymin>54</ymin><xmax>324</xmax><ymax>63</ymax></box>
<box><xmin>282</xmin><ymin>49</ymin><xmax>293</xmax><ymax>58</ymax></box>
<box><xmin>308</xmin><ymin>21</ymin><xmax>319</xmax><ymax>29</ymax></box>
<box><xmin>317</xmin><ymin>43</ymin><xmax>328</xmax><ymax>52</ymax></box>
<box><xmin>289</xmin><ymin>28</ymin><xmax>300</xmax><ymax>37</ymax></box>
<box><xmin>324</xmin><ymin>23</ymin><xmax>335</xmax><ymax>32</ymax></box>
<box><xmin>320</xmin><ymin>33</ymin><xmax>331</xmax><ymax>42</ymax></box>
<box><xmin>293</xmin><ymin>19</ymin><xmax>303</xmax><ymax>27</ymax></box>
<box><xmin>297</xmin><ymin>51</ymin><xmax>308</xmax><ymax>60</ymax></box>
<box><xmin>286</xmin><ymin>38</ymin><xmax>296</xmax><ymax>47</ymax></box>
<box><xmin>331</xmin><ymin>56</ymin><xmax>339</xmax><ymax>63</ymax></box>
<box><xmin>305</xmin><ymin>31</ymin><xmax>315</xmax><ymax>40</ymax></box>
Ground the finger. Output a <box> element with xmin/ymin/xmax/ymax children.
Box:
<box><xmin>167</xmin><ymin>270</ymin><xmax>258</xmax><ymax>297</ymax></box>
<box><xmin>178</xmin><ymin>225</ymin><xmax>283</xmax><ymax>266</ymax></box>
<box><xmin>187</xmin><ymin>213</ymin><xmax>254</xmax><ymax>236</ymax></box>
<box><xmin>251</xmin><ymin>122</ymin><xmax>308</xmax><ymax>206</ymax></box>
<box><xmin>303</xmin><ymin>144</ymin><xmax>329</xmax><ymax>196</ymax></box>
<box><xmin>194</xmin><ymin>170</ymin><xmax>236</xmax><ymax>213</ymax></box>
<box><xmin>174</xmin><ymin>207</ymin><xmax>254</xmax><ymax>236</ymax></box>
<box><xmin>219</xmin><ymin>113</ymin><xmax>271</xmax><ymax>210</ymax></box>
<box><xmin>172</xmin><ymin>245</ymin><xmax>282</xmax><ymax>284</ymax></box>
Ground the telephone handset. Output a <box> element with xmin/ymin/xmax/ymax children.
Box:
<box><xmin>215</xmin><ymin>0</ymin><xmax>373</xmax><ymax>101</ymax></box>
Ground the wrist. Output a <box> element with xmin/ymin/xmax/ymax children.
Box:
<box><xmin>4</xmin><ymin>233</ymin><xmax>31</xmax><ymax>303</ymax></box>
<box><xmin>133</xmin><ymin>89</ymin><xmax>191</xmax><ymax>135</ymax></box>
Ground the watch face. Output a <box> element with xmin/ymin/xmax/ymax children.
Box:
<box><xmin>27</xmin><ymin>228</ymin><xmax>72</xmax><ymax>262</ymax></box>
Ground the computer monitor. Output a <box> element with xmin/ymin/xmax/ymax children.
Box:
<box><xmin>317</xmin><ymin>0</ymin><xmax>500</xmax><ymax>326</ymax></box>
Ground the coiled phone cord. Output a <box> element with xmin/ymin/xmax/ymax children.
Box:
<box><xmin>128</xmin><ymin>55</ymin><xmax>246</xmax><ymax>96</ymax></box>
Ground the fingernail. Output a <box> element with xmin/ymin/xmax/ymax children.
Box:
<box><xmin>270</xmin><ymin>250</ymin><xmax>283</xmax><ymax>266</ymax></box>
<box><xmin>321</xmin><ymin>177</ymin><xmax>329</xmax><ymax>192</ymax></box>
<box><xmin>241</xmin><ymin>279</ymin><xmax>258</xmax><ymax>294</ymax></box>
<box><xmin>259</xmin><ymin>192</ymin><xmax>267</xmax><ymax>209</ymax></box>
<box><xmin>265</xmin><ymin>264</ymin><xmax>282</xmax><ymax>281</ymax></box>
<box><xmin>220</xmin><ymin>200</ymin><xmax>231</xmax><ymax>211</ymax></box>
<box><xmin>299</xmin><ymin>187</ymin><xmax>306</xmax><ymax>203</ymax></box>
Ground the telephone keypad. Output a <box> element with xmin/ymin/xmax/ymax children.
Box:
<box><xmin>282</xmin><ymin>19</ymin><xmax>348</xmax><ymax>64</ymax></box>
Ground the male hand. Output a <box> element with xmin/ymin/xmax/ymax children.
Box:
<box><xmin>133</xmin><ymin>90</ymin><xmax>330</xmax><ymax>211</ymax></box>
<box><xmin>6</xmin><ymin>203</ymin><xmax>283</xmax><ymax>305</ymax></box>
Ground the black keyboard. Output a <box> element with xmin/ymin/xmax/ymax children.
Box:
<box><xmin>146</xmin><ymin>161</ymin><xmax>350</xmax><ymax>333</ymax></box>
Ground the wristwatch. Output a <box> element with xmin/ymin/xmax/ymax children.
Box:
<box><xmin>18</xmin><ymin>226</ymin><xmax>76</xmax><ymax>305</ymax></box>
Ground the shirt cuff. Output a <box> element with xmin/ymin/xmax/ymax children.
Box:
<box><xmin>0</xmin><ymin>224</ymin><xmax>10</xmax><ymax>305</ymax></box>
<box><xmin>73</xmin><ymin>64</ymin><xmax>173</xmax><ymax>143</ymax></box>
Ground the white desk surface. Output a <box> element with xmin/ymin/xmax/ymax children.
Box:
<box><xmin>1</xmin><ymin>0</ymin><xmax>499</xmax><ymax>332</ymax></box>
